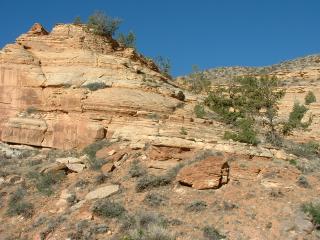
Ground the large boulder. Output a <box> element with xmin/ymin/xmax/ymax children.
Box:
<box><xmin>177</xmin><ymin>155</ymin><xmax>230</xmax><ymax>190</ymax></box>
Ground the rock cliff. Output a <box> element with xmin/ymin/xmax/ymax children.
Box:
<box><xmin>0</xmin><ymin>23</ymin><xmax>202</xmax><ymax>149</ymax></box>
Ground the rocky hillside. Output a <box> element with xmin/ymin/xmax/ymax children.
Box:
<box><xmin>178</xmin><ymin>54</ymin><xmax>320</xmax><ymax>86</ymax></box>
<box><xmin>178</xmin><ymin>55</ymin><xmax>320</xmax><ymax>144</ymax></box>
<box><xmin>0</xmin><ymin>23</ymin><xmax>320</xmax><ymax>240</ymax></box>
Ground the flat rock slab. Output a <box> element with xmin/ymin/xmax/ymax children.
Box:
<box><xmin>66</xmin><ymin>163</ymin><xmax>85</xmax><ymax>173</ymax></box>
<box><xmin>85</xmin><ymin>185</ymin><xmax>119</xmax><ymax>200</ymax></box>
<box><xmin>177</xmin><ymin>155</ymin><xmax>229</xmax><ymax>190</ymax></box>
<box><xmin>56</xmin><ymin>157</ymin><xmax>83</xmax><ymax>164</ymax></box>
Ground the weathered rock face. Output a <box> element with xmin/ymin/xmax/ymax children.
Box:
<box><xmin>177</xmin><ymin>155</ymin><xmax>230</xmax><ymax>190</ymax></box>
<box><xmin>0</xmin><ymin>23</ymin><xmax>199</xmax><ymax>149</ymax></box>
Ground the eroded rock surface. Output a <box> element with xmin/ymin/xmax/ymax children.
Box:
<box><xmin>0</xmin><ymin>23</ymin><xmax>192</xmax><ymax>149</ymax></box>
<box><xmin>177</xmin><ymin>155</ymin><xmax>230</xmax><ymax>190</ymax></box>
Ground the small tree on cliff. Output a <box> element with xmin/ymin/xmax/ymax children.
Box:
<box><xmin>188</xmin><ymin>65</ymin><xmax>211</xmax><ymax>94</ymax></box>
<box><xmin>117</xmin><ymin>31</ymin><xmax>136</xmax><ymax>48</ymax></box>
<box><xmin>305</xmin><ymin>91</ymin><xmax>316</xmax><ymax>105</ymax></box>
<box><xmin>154</xmin><ymin>56</ymin><xmax>171</xmax><ymax>77</ymax></box>
<box><xmin>204</xmin><ymin>75</ymin><xmax>285</xmax><ymax>144</ymax></box>
<box><xmin>87</xmin><ymin>11</ymin><xmax>122</xmax><ymax>37</ymax></box>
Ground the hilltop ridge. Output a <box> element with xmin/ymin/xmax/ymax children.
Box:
<box><xmin>178</xmin><ymin>54</ymin><xmax>320</xmax><ymax>86</ymax></box>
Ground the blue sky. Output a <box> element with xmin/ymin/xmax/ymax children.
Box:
<box><xmin>0</xmin><ymin>0</ymin><xmax>319</xmax><ymax>76</ymax></box>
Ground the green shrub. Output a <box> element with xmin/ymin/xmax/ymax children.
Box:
<box><xmin>185</xmin><ymin>200</ymin><xmax>207</xmax><ymax>212</ymax></box>
<box><xmin>289</xmin><ymin>159</ymin><xmax>298</xmax><ymax>166</ymax></box>
<box><xmin>92</xmin><ymin>199</ymin><xmax>126</xmax><ymax>219</ymax></box>
<box><xmin>194</xmin><ymin>104</ymin><xmax>206</xmax><ymax>118</ymax></box>
<box><xmin>27</xmin><ymin>171</ymin><xmax>65</xmax><ymax>196</ymax></box>
<box><xmin>26</xmin><ymin>106</ymin><xmax>38</xmax><ymax>114</ymax></box>
<box><xmin>147</xmin><ymin>112</ymin><xmax>160</xmax><ymax>121</ymax></box>
<box><xmin>87</xmin><ymin>11</ymin><xmax>122</xmax><ymax>36</ymax></box>
<box><xmin>82</xmin><ymin>139</ymin><xmax>109</xmax><ymax>158</ymax></box>
<box><xmin>297</xmin><ymin>175</ymin><xmax>310</xmax><ymax>188</ymax></box>
<box><xmin>6</xmin><ymin>189</ymin><xmax>34</xmax><ymax>218</ymax></box>
<box><xmin>117</xmin><ymin>31</ymin><xmax>136</xmax><ymax>48</ymax></box>
<box><xmin>287</xmin><ymin>141</ymin><xmax>319</xmax><ymax>158</ymax></box>
<box><xmin>305</xmin><ymin>91</ymin><xmax>316</xmax><ymax>105</ymax></box>
<box><xmin>265</xmin><ymin>131</ymin><xmax>283</xmax><ymax>147</ymax></box>
<box><xmin>203</xmin><ymin>226</ymin><xmax>226</xmax><ymax>240</ymax></box>
<box><xmin>129</xmin><ymin>160</ymin><xmax>147</xmax><ymax>178</ymax></box>
<box><xmin>143</xmin><ymin>193</ymin><xmax>167</xmax><ymax>207</ymax></box>
<box><xmin>136</xmin><ymin>174</ymin><xmax>171</xmax><ymax>192</ymax></box>
<box><xmin>83</xmin><ymin>140</ymin><xmax>110</xmax><ymax>170</ymax></box>
<box><xmin>283</xmin><ymin>102</ymin><xmax>310</xmax><ymax>135</ymax></box>
<box><xmin>83</xmin><ymin>82</ymin><xmax>107</xmax><ymax>91</ymax></box>
<box><xmin>205</xmin><ymin>75</ymin><xmax>284</xmax><ymax>143</ymax></box>
<box><xmin>224</xmin><ymin>119</ymin><xmax>259</xmax><ymax>145</ymax></box>
<box><xmin>302</xmin><ymin>202</ymin><xmax>320</xmax><ymax>225</ymax></box>
<box><xmin>119</xmin><ymin>211</ymin><xmax>175</xmax><ymax>240</ymax></box>
<box><xmin>180</xmin><ymin>127</ymin><xmax>188</xmax><ymax>135</ymax></box>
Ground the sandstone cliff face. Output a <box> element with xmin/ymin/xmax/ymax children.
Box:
<box><xmin>0</xmin><ymin>23</ymin><xmax>224</xmax><ymax>150</ymax></box>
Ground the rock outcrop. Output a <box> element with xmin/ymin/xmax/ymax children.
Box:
<box><xmin>0</xmin><ymin>23</ymin><xmax>201</xmax><ymax>149</ymax></box>
<box><xmin>177</xmin><ymin>155</ymin><xmax>230</xmax><ymax>190</ymax></box>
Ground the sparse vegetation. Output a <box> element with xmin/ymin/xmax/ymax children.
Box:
<box><xmin>83</xmin><ymin>140</ymin><xmax>110</xmax><ymax>170</ymax></box>
<box><xmin>180</xmin><ymin>127</ymin><xmax>188</xmax><ymax>135</ymax></box>
<box><xmin>147</xmin><ymin>112</ymin><xmax>160</xmax><ymax>121</ymax></box>
<box><xmin>119</xmin><ymin>211</ymin><xmax>175</xmax><ymax>240</ymax></box>
<box><xmin>194</xmin><ymin>104</ymin><xmax>206</xmax><ymax>118</ymax></box>
<box><xmin>224</xmin><ymin>118</ymin><xmax>259</xmax><ymax>145</ymax></box>
<box><xmin>83</xmin><ymin>82</ymin><xmax>107</xmax><ymax>91</ymax></box>
<box><xmin>204</xmin><ymin>75</ymin><xmax>285</xmax><ymax>145</ymax></box>
<box><xmin>185</xmin><ymin>200</ymin><xmax>207</xmax><ymax>212</ymax></box>
<box><xmin>117</xmin><ymin>31</ymin><xmax>136</xmax><ymax>48</ymax></box>
<box><xmin>283</xmin><ymin>102</ymin><xmax>311</xmax><ymax>135</ymax></box>
<box><xmin>27</xmin><ymin>171</ymin><xmax>65</xmax><ymax>196</ymax></box>
<box><xmin>144</xmin><ymin>192</ymin><xmax>167</xmax><ymax>207</ymax></box>
<box><xmin>87</xmin><ymin>11</ymin><xmax>122</xmax><ymax>37</ymax></box>
<box><xmin>154</xmin><ymin>56</ymin><xmax>171</xmax><ymax>77</ymax></box>
<box><xmin>6</xmin><ymin>188</ymin><xmax>34</xmax><ymax>218</ymax></box>
<box><xmin>92</xmin><ymin>199</ymin><xmax>126</xmax><ymax>219</ymax></box>
<box><xmin>297</xmin><ymin>175</ymin><xmax>310</xmax><ymax>188</ymax></box>
<box><xmin>188</xmin><ymin>65</ymin><xmax>211</xmax><ymax>93</ymax></box>
<box><xmin>136</xmin><ymin>174</ymin><xmax>171</xmax><ymax>192</ymax></box>
<box><xmin>302</xmin><ymin>202</ymin><xmax>320</xmax><ymax>226</ymax></box>
<box><xmin>305</xmin><ymin>91</ymin><xmax>316</xmax><ymax>105</ymax></box>
<box><xmin>129</xmin><ymin>160</ymin><xmax>147</xmax><ymax>178</ymax></box>
<box><xmin>26</xmin><ymin>106</ymin><xmax>38</xmax><ymax>114</ymax></box>
<box><xmin>287</xmin><ymin>140</ymin><xmax>319</xmax><ymax>158</ymax></box>
<box><xmin>203</xmin><ymin>226</ymin><xmax>226</xmax><ymax>240</ymax></box>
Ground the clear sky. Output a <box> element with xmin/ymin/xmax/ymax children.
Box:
<box><xmin>0</xmin><ymin>0</ymin><xmax>319</xmax><ymax>76</ymax></box>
